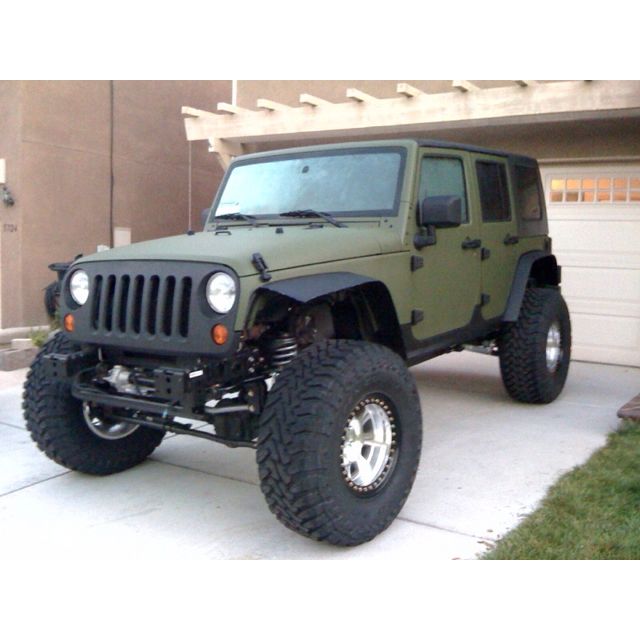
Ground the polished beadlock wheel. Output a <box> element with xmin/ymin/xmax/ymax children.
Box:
<box><xmin>341</xmin><ymin>396</ymin><xmax>397</xmax><ymax>493</ymax></box>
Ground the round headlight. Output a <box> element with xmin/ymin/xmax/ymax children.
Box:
<box><xmin>206</xmin><ymin>272</ymin><xmax>236</xmax><ymax>314</ymax></box>
<box><xmin>69</xmin><ymin>270</ymin><xmax>90</xmax><ymax>306</ymax></box>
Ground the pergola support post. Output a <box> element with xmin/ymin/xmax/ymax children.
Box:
<box><xmin>208</xmin><ymin>138</ymin><xmax>245</xmax><ymax>169</ymax></box>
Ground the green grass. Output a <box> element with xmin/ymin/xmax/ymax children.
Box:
<box><xmin>485</xmin><ymin>420</ymin><xmax>640</xmax><ymax>560</ymax></box>
<box><xmin>29</xmin><ymin>328</ymin><xmax>50</xmax><ymax>348</ymax></box>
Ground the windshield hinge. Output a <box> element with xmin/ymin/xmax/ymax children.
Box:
<box><xmin>252</xmin><ymin>252</ymin><xmax>272</xmax><ymax>282</ymax></box>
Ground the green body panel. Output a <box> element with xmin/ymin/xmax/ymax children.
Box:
<box><xmin>75</xmin><ymin>224</ymin><xmax>390</xmax><ymax>278</ymax></box>
<box><xmin>71</xmin><ymin>138</ymin><xmax>554</xmax><ymax>354</ymax></box>
<box><xmin>410</xmin><ymin>148</ymin><xmax>482</xmax><ymax>340</ymax></box>
<box><xmin>235</xmin><ymin>251</ymin><xmax>413</xmax><ymax>332</ymax></box>
<box><xmin>471</xmin><ymin>152</ymin><xmax>521</xmax><ymax>320</ymax></box>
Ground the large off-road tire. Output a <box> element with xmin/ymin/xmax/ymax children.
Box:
<box><xmin>498</xmin><ymin>287</ymin><xmax>571</xmax><ymax>404</ymax></box>
<box><xmin>257</xmin><ymin>340</ymin><xmax>422</xmax><ymax>546</ymax></box>
<box><xmin>23</xmin><ymin>332</ymin><xmax>164</xmax><ymax>475</ymax></box>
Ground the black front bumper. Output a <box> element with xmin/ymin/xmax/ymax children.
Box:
<box><xmin>43</xmin><ymin>345</ymin><xmax>263</xmax><ymax>422</ymax></box>
<box><xmin>45</xmin><ymin>349</ymin><xmax>215</xmax><ymax>417</ymax></box>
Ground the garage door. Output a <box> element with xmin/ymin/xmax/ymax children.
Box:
<box><xmin>541</xmin><ymin>164</ymin><xmax>640</xmax><ymax>367</ymax></box>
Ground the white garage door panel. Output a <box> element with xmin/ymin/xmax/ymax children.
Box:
<box><xmin>572</xmin><ymin>313</ymin><xmax>639</xmax><ymax>348</ymax></box>
<box><xmin>561</xmin><ymin>267</ymin><xmax>639</xmax><ymax>306</ymax></box>
<box><xmin>570</xmin><ymin>310</ymin><xmax>639</xmax><ymax>367</ymax></box>
<box><xmin>550</xmin><ymin>220</ymin><xmax>640</xmax><ymax>256</ymax></box>
<box><xmin>572</xmin><ymin>344</ymin><xmax>639</xmax><ymax>367</ymax></box>
<box><xmin>542</xmin><ymin>164</ymin><xmax>640</xmax><ymax>367</ymax></box>
<box><xmin>560</xmin><ymin>266</ymin><xmax>640</xmax><ymax>318</ymax></box>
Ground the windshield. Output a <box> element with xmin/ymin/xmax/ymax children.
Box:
<box><xmin>211</xmin><ymin>147</ymin><xmax>406</xmax><ymax>220</ymax></box>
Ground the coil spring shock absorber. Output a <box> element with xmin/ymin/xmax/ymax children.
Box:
<box><xmin>267</xmin><ymin>333</ymin><xmax>298</xmax><ymax>368</ymax></box>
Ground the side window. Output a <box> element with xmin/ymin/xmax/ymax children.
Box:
<box><xmin>515</xmin><ymin>164</ymin><xmax>543</xmax><ymax>220</ymax></box>
<box><xmin>476</xmin><ymin>161</ymin><xmax>511</xmax><ymax>222</ymax></box>
<box><xmin>419</xmin><ymin>156</ymin><xmax>468</xmax><ymax>223</ymax></box>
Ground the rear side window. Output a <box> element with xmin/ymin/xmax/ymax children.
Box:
<box><xmin>476</xmin><ymin>161</ymin><xmax>511</xmax><ymax>222</ymax></box>
<box><xmin>514</xmin><ymin>164</ymin><xmax>543</xmax><ymax>220</ymax></box>
<box><xmin>419</xmin><ymin>156</ymin><xmax>468</xmax><ymax>222</ymax></box>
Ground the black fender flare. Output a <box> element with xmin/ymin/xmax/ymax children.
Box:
<box><xmin>256</xmin><ymin>271</ymin><xmax>378</xmax><ymax>304</ymax></box>
<box><xmin>253</xmin><ymin>272</ymin><xmax>405</xmax><ymax>356</ymax></box>
<box><xmin>503</xmin><ymin>251</ymin><xmax>561</xmax><ymax>322</ymax></box>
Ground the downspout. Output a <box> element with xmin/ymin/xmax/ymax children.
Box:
<box><xmin>109</xmin><ymin>80</ymin><xmax>115</xmax><ymax>248</ymax></box>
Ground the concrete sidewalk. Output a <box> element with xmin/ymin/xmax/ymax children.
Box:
<box><xmin>1</xmin><ymin>352</ymin><xmax>637</xmax><ymax>560</ymax></box>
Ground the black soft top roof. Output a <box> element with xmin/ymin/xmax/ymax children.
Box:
<box><xmin>416</xmin><ymin>139</ymin><xmax>537</xmax><ymax>166</ymax></box>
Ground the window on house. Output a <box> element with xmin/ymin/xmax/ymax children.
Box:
<box><xmin>549</xmin><ymin>174</ymin><xmax>640</xmax><ymax>203</ymax></box>
<box><xmin>476</xmin><ymin>161</ymin><xmax>511</xmax><ymax>222</ymax></box>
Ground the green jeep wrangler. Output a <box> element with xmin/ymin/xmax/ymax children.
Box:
<box><xmin>24</xmin><ymin>139</ymin><xmax>571</xmax><ymax>546</ymax></box>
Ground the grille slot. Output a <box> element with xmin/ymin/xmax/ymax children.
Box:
<box><xmin>90</xmin><ymin>273</ymin><xmax>192</xmax><ymax>338</ymax></box>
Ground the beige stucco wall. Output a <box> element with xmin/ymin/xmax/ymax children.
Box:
<box><xmin>0</xmin><ymin>80</ymin><xmax>231</xmax><ymax>330</ymax></box>
<box><xmin>0</xmin><ymin>82</ymin><xmax>26</xmax><ymax>330</ymax></box>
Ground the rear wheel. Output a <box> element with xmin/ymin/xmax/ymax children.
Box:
<box><xmin>23</xmin><ymin>332</ymin><xmax>165</xmax><ymax>475</ymax></box>
<box><xmin>498</xmin><ymin>287</ymin><xmax>571</xmax><ymax>404</ymax></box>
<box><xmin>257</xmin><ymin>340</ymin><xmax>422</xmax><ymax>546</ymax></box>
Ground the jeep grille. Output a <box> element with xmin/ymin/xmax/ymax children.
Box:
<box><xmin>90</xmin><ymin>274</ymin><xmax>193</xmax><ymax>338</ymax></box>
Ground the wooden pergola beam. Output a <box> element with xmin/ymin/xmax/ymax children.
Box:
<box><xmin>257</xmin><ymin>98</ymin><xmax>291</xmax><ymax>111</ymax></box>
<box><xmin>299</xmin><ymin>93</ymin><xmax>331</xmax><ymax>107</ymax></box>
<box><xmin>346</xmin><ymin>88</ymin><xmax>379</xmax><ymax>102</ymax></box>
<box><xmin>396</xmin><ymin>82</ymin><xmax>423</xmax><ymax>98</ymax></box>
<box><xmin>183</xmin><ymin>81</ymin><xmax>640</xmax><ymax>158</ymax></box>
<box><xmin>452</xmin><ymin>80</ymin><xmax>480</xmax><ymax>92</ymax></box>
<box><xmin>182</xmin><ymin>106</ymin><xmax>213</xmax><ymax>118</ymax></box>
<box><xmin>216</xmin><ymin>102</ymin><xmax>253</xmax><ymax>115</ymax></box>
<box><xmin>208</xmin><ymin>138</ymin><xmax>245</xmax><ymax>169</ymax></box>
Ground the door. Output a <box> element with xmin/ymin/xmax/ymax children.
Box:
<box><xmin>473</xmin><ymin>155</ymin><xmax>521</xmax><ymax>320</ymax></box>
<box><xmin>541</xmin><ymin>164</ymin><xmax>640</xmax><ymax>367</ymax></box>
<box><xmin>410</xmin><ymin>150</ymin><xmax>482</xmax><ymax>341</ymax></box>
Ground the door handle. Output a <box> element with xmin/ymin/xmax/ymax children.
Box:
<box><xmin>504</xmin><ymin>233</ymin><xmax>519</xmax><ymax>245</ymax></box>
<box><xmin>461</xmin><ymin>237</ymin><xmax>481</xmax><ymax>250</ymax></box>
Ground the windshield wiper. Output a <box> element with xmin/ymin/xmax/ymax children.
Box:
<box><xmin>215</xmin><ymin>213</ymin><xmax>259</xmax><ymax>226</ymax></box>
<box><xmin>278</xmin><ymin>209</ymin><xmax>346</xmax><ymax>228</ymax></box>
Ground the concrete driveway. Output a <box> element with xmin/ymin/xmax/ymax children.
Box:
<box><xmin>1</xmin><ymin>351</ymin><xmax>637</xmax><ymax>560</ymax></box>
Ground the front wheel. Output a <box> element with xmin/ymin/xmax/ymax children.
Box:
<box><xmin>23</xmin><ymin>332</ymin><xmax>165</xmax><ymax>475</ymax></box>
<box><xmin>257</xmin><ymin>340</ymin><xmax>423</xmax><ymax>546</ymax></box>
<box><xmin>498</xmin><ymin>287</ymin><xmax>571</xmax><ymax>404</ymax></box>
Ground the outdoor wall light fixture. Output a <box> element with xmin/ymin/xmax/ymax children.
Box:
<box><xmin>2</xmin><ymin>186</ymin><xmax>15</xmax><ymax>206</ymax></box>
<box><xmin>0</xmin><ymin>159</ymin><xmax>15</xmax><ymax>206</ymax></box>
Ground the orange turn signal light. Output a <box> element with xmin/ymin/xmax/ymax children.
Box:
<box><xmin>212</xmin><ymin>323</ymin><xmax>228</xmax><ymax>345</ymax></box>
<box><xmin>63</xmin><ymin>314</ymin><xmax>75</xmax><ymax>332</ymax></box>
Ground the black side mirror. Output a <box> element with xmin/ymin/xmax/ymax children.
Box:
<box><xmin>200</xmin><ymin>207</ymin><xmax>211</xmax><ymax>227</ymax></box>
<box><xmin>419</xmin><ymin>196</ymin><xmax>462</xmax><ymax>228</ymax></box>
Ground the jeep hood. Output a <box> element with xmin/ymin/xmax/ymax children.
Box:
<box><xmin>75</xmin><ymin>225</ymin><xmax>387</xmax><ymax>277</ymax></box>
